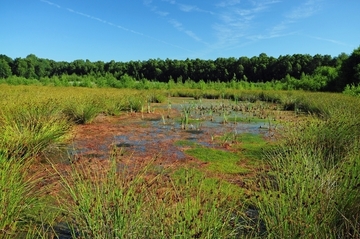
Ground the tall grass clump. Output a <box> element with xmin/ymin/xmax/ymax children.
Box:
<box><xmin>0</xmin><ymin>155</ymin><xmax>58</xmax><ymax>238</ymax></box>
<box><xmin>54</xmin><ymin>158</ymin><xmax>151</xmax><ymax>239</ymax></box>
<box><xmin>0</xmin><ymin>100</ymin><xmax>72</xmax><ymax>159</ymax></box>
<box><xmin>151</xmin><ymin>167</ymin><xmax>240</xmax><ymax>238</ymax></box>
<box><xmin>102</xmin><ymin>94</ymin><xmax>129</xmax><ymax>116</ymax></box>
<box><xmin>256</xmin><ymin>94</ymin><xmax>360</xmax><ymax>238</ymax></box>
<box><xmin>62</xmin><ymin>95</ymin><xmax>103</xmax><ymax>124</ymax></box>
<box><xmin>54</xmin><ymin>155</ymin><xmax>242</xmax><ymax>238</ymax></box>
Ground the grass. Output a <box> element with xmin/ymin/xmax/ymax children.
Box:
<box><xmin>167</xmin><ymin>167</ymin><xmax>246</xmax><ymax>237</ymax></box>
<box><xmin>215</xmin><ymin>132</ymin><xmax>270</xmax><ymax>162</ymax></box>
<box><xmin>0</xmin><ymin>85</ymin><xmax>156</xmax><ymax>159</ymax></box>
<box><xmin>0</xmin><ymin>99</ymin><xmax>72</xmax><ymax>159</ymax></box>
<box><xmin>171</xmin><ymin>167</ymin><xmax>244</xmax><ymax>200</ymax></box>
<box><xmin>1</xmin><ymin>84</ymin><xmax>360</xmax><ymax>238</ymax></box>
<box><xmin>54</xmin><ymin>158</ymin><xmax>152</xmax><ymax>238</ymax></box>
<box><xmin>236</xmin><ymin>133</ymin><xmax>271</xmax><ymax>161</ymax></box>
<box><xmin>62</xmin><ymin>96</ymin><xmax>103</xmax><ymax>124</ymax></box>
<box><xmin>254</xmin><ymin>94</ymin><xmax>360</xmax><ymax>238</ymax></box>
<box><xmin>175</xmin><ymin>132</ymin><xmax>272</xmax><ymax>177</ymax></box>
<box><xmin>256</xmin><ymin>141</ymin><xmax>360</xmax><ymax>238</ymax></box>
<box><xmin>52</xmin><ymin>156</ymin><xmax>244</xmax><ymax>238</ymax></box>
<box><xmin>174</xmin><ymin>139</ymin><xmax>199</xmax><ymax>148</ymax></box>
<box><xmin>0</xmin><ymin>155</ymin><xmax>59</xmax><ymax>238</ymax></box>
<box><xmin>184</xmin><ymin>147</ymin><xmax>248</xmax><ymax>174</ymax></box>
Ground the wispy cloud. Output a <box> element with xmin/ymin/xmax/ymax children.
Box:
<box><xmin>213</xmin><ymin>0</ymin><xmax>280</xmax><ymax>48</ymax></box>
<box><xmin>178</xmin><ymin>4</ymin><xmax>196</xmax><ymax>12</ymax></box>
<box><xmin>305</xmin><ymin>34</ymin><xmax>353</xmax><ymax>47</ymax></box>
<box><xmin>168</xmin><ymin>19</ymin><xmax>202</xmax><ymax>42</ymax></box>
<box><xmin>40</xmin><ymin>0</ymin><xmax>60</xmax><ymax>8</ymax></box>
<box><xmin>261</xmin><ymin>19</ymin><xmax>300</xmax><ymax>40</ymax></box>
<box><xmin>262</xmin><ymin>0</ymin><xmax>323</xmax><ymax>38</ymax></box>
<box><xmin>286</xmin><ymin>0</ymin><xmax>322</xmax><ymax>19</ymax></box>
<box><xmin>65</xmin><ymin>8</ymin><xmax>140</xmax><ymax>34</ymax></box>
<box><xmin>216</xmin><ymin>0</ymin><xmax>241</xmax><ymax>8</ymax></box>
<box><xmin>177</xmin><ymin>4</ymin><xmax>215</xmax><ymax>15</ymax></box>
<box><xmin>160</xmin><ymin>0</ymin><xmax>214</xmax><ymax>14</ymax></box>
<box><xmin>144</xmin><ymin>0</ymin><xmax>208</xmax><ymax>44</ymax></box>
<box><xmin>162</xmin><ymin>0</ymin><xmax>176</xmax><ymax>4</ymax></box>
<box><xmin>143</xmin><ymin>0</ymin><xmax>169</xmax><ymax>16</ymax></box>
<box><xmin>41</xmin><ymin>0</ymin><xmax>194</xmax><ymax>52</ymax></box>
<box><xmin>211</xmin><ymin>0</ymin><xmax>327</xmax><ymax>50</ymax></box>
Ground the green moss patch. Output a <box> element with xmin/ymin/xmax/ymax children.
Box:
<box><xmin>185</xmin><ymin>147</ymin><xmax>248</xmax><ymax>174</ymax></box>
<box><xmin>171</xmin><ymin>167</ymin><xmax>243</xmax><ymax>198</ymax></box>
<box><xmin>227</xmin><ymin>116</ymin><xmax>268</xmax><ymax>123</ymax></box>
<box><xmin>174</xmin><ymin>140</ymin><xmax>199</xmax><ymax>147</ymax></box>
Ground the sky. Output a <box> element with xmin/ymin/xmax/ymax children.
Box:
<box><xmin>1</xmin><ymin>0</ymin><xmax>360</xmax><ymax>62</ymax></box>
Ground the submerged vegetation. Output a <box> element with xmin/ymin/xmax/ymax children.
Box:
<box><xmin>0</xmin><ymin>74</ymin><xmax>359</xmax><ymax>238</ymax></box>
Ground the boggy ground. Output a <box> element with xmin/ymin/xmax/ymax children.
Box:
<box><xmin>30</xmin><ymin>99</ymin><xmax>305</xmax><ymax>197</ymax></box>
<box><xmin>22</xmin><ymin>99</ymin><xmax>307</xmax><ymax>238</ymax></box>
<box><xmin>43</xmin><ymin>99</ymin><xmax>304</xmax><ymax>190</ymax></box>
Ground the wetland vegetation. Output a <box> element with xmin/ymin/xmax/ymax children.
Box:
<box><xmin>0</xmin><ymin>84</ymin><xmax>359</xmax><ymax>238</ymax></box>
<box><xmin>0</xmin><ymin>47</ymin><xmax>360</xmax><ymax>238</ymax></box>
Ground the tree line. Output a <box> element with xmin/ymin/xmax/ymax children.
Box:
<box><xmin>0</xmin><ymin>46</ymin><xmax>359</xmax><ymax>92</ymax></box>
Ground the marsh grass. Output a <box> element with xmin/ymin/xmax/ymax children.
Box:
<box><xmin>257</xmin><ymin>143</ymin><xmax>360</xmax><ymax>238</ymax></box>
<box><xmin>52</xmin><ymin>155</ymin><xmax>245</xmax><ymax>238</ymax></box>
<box><xmin>160</xmin><ymin>167</ymin><xmax>244</xmax><ymax>238</ymax></box>
<box><xmin>53</xmin><ymin>157</ymin><xmax>150</xmax><ymax>239</ymax></box>
<box><xmin>256</xmin><ymin>95</ymin><xmax>360</xmax><ymax>238</ymax></box>
<box><xmin>0</xmin><ymin>86</ymin><xmax>152</xmax><ymax>159</ymax></box>
<box><xmin>0</xmin><ymin>155</ymin><xmax>59</xmax><ymax>238</ymax></box>
<box><xmin>257</xmin><ymin>146</ymin><xmax>338</xmax><ymax>237</ymax></box>
<box><xmin>102</xmin><ymin>95</ymin><xmax>128</xmax><ymax>116</ymax></box>
<box><xmin>2</xmin><ymin>85</ymin><xmax>360</xmax><ymax>238</ymax></box>
<box><xmin>0</xmin><ymin>100</ymin><xmax>72</xmax><ymax>159</ymax></box>
<box><xmin>227</xmin><ymin>116</ymin><xmax>268</xmax><ymax>124</ymax></box>
<box><xmin>174</xmin><ymin>139</ymin><xmax>199</xmax><ymax>148</ymax></box>
<box><xmin>180</xmin><ymin>104</ymin><xmax>192</xmax><ymax>129</ymax></box>
<box><xmin>63</xmin><ymin>96</ymin><xmax>103</xmax><ymax>124</ymax></box>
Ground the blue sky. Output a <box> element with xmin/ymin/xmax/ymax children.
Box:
<box><xmin>1</xmin><ymin>0</ymin><xmax>359</xmax><ymax>62</ymax></box>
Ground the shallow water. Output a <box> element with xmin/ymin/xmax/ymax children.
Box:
<box><xmin>46</xmin><ymin>99</ymin><xmax>277</xmax><ymax>164</ymax></box>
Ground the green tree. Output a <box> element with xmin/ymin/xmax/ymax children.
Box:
<box><xmin>94</xmin><ymin>61</ymin><xmax>105</xmax><ymax>76</ymax></box>
<box><xmin>335</xmin><ymin>53</ymin><xmax>348</xmax><ymax>68</ymax></box>
<box><xmin>0</xmin><ymin>59</ymin><xmax>12</xmax><ymax>78</ymax></box>
<box><xmin>24</xmin><ymin>54</ymin><xmax>38</xmax><ymax>79</ymax></box>
<box><xmin>13</xmin><ymin>58</ymin><xmax>28</xmax><ymax>77</ymax></box>
<box><xmin>313</xmin><ymin>66</ymin><xmax>339</xmax><ymax>91</ymax></box>
<box><xmin>339</xmin><ymin>46</ymin><xmax>360</xmax><ymax>91</ymax></box>
<box><xmin>35</xmin><ymin>58</ymin><xmax>51</xmax><ymax>78</ymax></box>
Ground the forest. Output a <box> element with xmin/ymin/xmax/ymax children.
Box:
<box><xmin>0</xmin><ymin>46</ymin><xmax>359</xmax><ymax>92</ymax></box>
